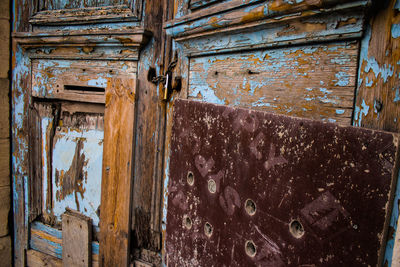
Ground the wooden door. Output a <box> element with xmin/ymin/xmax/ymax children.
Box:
<box><xmin>161</xmin><ymin>0</ymin><xmax>400</xmax><ymax>266</ymax></box>
<box><xmin>11</xmin><ymin>0</ymin><xmax>400</xmax><ymax>266</ymax></box>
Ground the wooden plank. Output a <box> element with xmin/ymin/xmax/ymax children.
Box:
<box><xmin>30</xmin><ymin>221</ymin><xmax>99</xmax><ymax>264</ymax></box>
<box><xmin>0</xmin><ymin>139</ymin><xmax>10</xmax><ymax>187</ymax></box>
<box><xmin>354</xmin><ymin>0</ymin><xmax>400</xmax><ymax>132</ymax></box>
<box><xmin>28</xmin><ymin>103</ymin><xmax>42</xmax><ymax>223</ymax></box>
<box><xmin>131</xmin><ymin>0</ymin><xmax>166</xmax><ymax>254</ymax></box>
<box><xmin>0</xmin><ymin>235</ymin><xmax>11</xmax><ymax>266</ymax></box>
<box><xmin>0</xmin><ymin>79</ymin><xmax>10</xmax><ymax>139</ymax></box>
<box><xmin>0</xmin><ymin>186</ymin><xmax>10</xmax><ymax>237</ymax></box>
<box><xmin>178</xmin><ymin>10</ymin><xmax>364</xmax><ymax>56</ymax></box>
<box><xmin>62</xmin><ymin>210</ymin><xmax>92</xmax><ymax>267</ymax></box>
<box><xmin>167</xmin><ymin>0</ymin><xmax>368</xmax><ymax>38</ymax></box>
<box><xmin>189</xmin><ymin>41</ymin><xmax>358</xmax><ymax>126</ymax></box>
<box><xmin>166</xmin><ymin>99</ymin><xmax>400</xmax><ymax>266</ymax></box>
<box><xmin>99</xmin><ymin>76</ymin><xmax>137</xmax><ymax>267</ymax></box>
<box><xmin>0</xmin><ymin>19</ymin><xmax>10</xmax><ymax>79</ymax></box>
<box><xmin>27</xmin><ymin>249</ymin><xmax>62</xmax><ymax>267</ymax></box>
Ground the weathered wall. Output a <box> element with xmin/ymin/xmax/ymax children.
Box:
<box><xmin>0</xmin><ymin>0</ymin><xmax>12</xmax><ymax>265</ymax></box>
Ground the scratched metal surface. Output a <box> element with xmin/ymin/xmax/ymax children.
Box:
<box><xmin>166</xmin><ymin>99</ymin><xmax>399</xmax><ymax>266</ymax></box>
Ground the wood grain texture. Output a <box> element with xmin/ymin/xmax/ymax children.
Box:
<box><xmin>0</xmin><ymin>235</ymin><xmax>11</xmax><ymax>267</ymax></box>
<box><xmin>0</xmin><ymin>79</ymin><xmax>9</xmax><ymax>139</ymax></box>
<box><xmin>167</xmin><ymin>0</ymin><xmax>368</xmax><ymax>38</ymax></box>
<box><xmin>177</xmin><ymin>10</ymin><xmax>365</xmax><ymax>56</ymax></box>
<box><xmin>32</xmin><ymin>60</ymin><xmax>138</xmax><ymax>104</ymax></box>
<box><xmin>30</xmin><ymin>221</ymin><xmax>99</xmax><ymax>265</ymax></box>
<box><xmin>0</xmin><ymin>186</ymin><xmax>10</xmax><ymax>237</ymax></box>
<box><xmin>99</xmin><ymin>76</ymin><xmax>136</xmax><ymax>267</ymax></box>
<box><xmin>0</xmin><ymin>139</ymin><xmax>10</xmax><ymax>187</ymax></box>
<box><xmin>354</xmin><ymin>0</ymin><xmax>400</xmax><ymax>132</ymax></box>
<box><xmin>189</xmin><ymin>41</ymin><xmax>358</xmax><ymax>125</ymax></box>
<box><xmin>27</xmin><ymin>249</ymin><xmax>62</xmax><ymax>267</ymax></box>
<box><xmin>131</xmin><ymin>0</ymin><xmax>166</xmax><ymax>255</ymax></box>
<box><xmin>62</xmin><ymin>210</ymin><xmax>92</xmax><ymax>267</ymax></box>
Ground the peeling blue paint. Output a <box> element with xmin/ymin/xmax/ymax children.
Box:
<box><xmin>335</xmin><ymin>71</ymin><xmax>350</xmax><ymax>86</ymax></box>
<box><xmin>335</xmin><ymin>109</ymin><xmax>345</xmax><ymax>115</ymax></box>
<box><xmin>354</xmin><ymin>99</ymin><xmax>370</xmax><ymax>126</ymax></box>
<box><xmin>391</xmin><ymin>24</ymin><xmax>400</xmax><ymax>39</ymax></box>
<box><xmin>396</xmin><ymin>0</ymin><xmax>400</xmax><ymax>10</ymax></box>
<box><xmin>394</xmin><ymin>87</ymin><xmax>400</xmax><ymax>103</ymax></box>
<box><xmin>51</xmin><ymin>129</ymin><xmax>103</xmax><ymax>226</ymax></box>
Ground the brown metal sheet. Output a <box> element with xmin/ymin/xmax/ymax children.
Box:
<box><xmin>166</xmin><ymin>99</ymin><xmax>399</xmax><ymax>266</ymax></box>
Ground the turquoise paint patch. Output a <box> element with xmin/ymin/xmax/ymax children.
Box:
<box><xmin>391</xmin><ymin>24</ymin><xmax>400</xmax><ymax>39</ymax></box>
<box><xmin>335</xmin><ymin>109</ymin><xmax>345</xmax><ymax>115</ymax></box>
<box><xmin>396</xmin><ymin>0</ymin><xmax>400</xmax><ymax>11</ymax></box>
<box><xmin>394</xmin><ymin>87</ymin><xmax>400</xmax><ymax>103</ymax></box>
<box><xmin>335</xmin><ymin>72</ymin><xmax>350</xmax><ymax>86</ymax></box>
<box><xmin>354</xmin><ymin>99</ymin><xmax>370</xmax><ymax>126</ymax></box>
<box><xmin>365</xmin><ymin>77</ymin><xmax>373</xmax><ymax>87</ymax></box>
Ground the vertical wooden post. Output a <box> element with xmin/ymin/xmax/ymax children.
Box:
<box><xmin>99</xmin><ymin>76</ymin><xmax>136</xmax><ymax>267</ymax></box>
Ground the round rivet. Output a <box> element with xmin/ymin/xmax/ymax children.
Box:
<box><xmin>187</xmin><ymin>171</ymin><xmax>194</xmax><ymax>186</ymax></box>
<box><xmin>245</xmin><ymin>199</ymin><xmax>256</xmax><ymax>216</ymax></box>
<box><xmin>289</xmin><ymin>220</ymin><xmax>305</xmax><ymax>239</ymax></box>
<box><xmin>208</xmin><ymin>179</ymin><xmax>216</xmax><ymax>193</ymax></box>
<box><xmin>245</xmin><ymin>240</ymin><xmax>257</xmax><ymax>257</ymax></box>
<box><xmin>204</xmin><ymin>222</ymin><xmax>213</xmax><ymax>237</ymax></box>
<box><xmin>183</xmin><ymin>215</ymin><xmax>192</xmax><ymax>230</ymax></box>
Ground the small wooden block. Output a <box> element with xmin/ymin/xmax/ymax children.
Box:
<box><xmin>27</xmin><ymin>249</ymin><xmax>61</xmax><ymax>267</ymax></box>
<box><xmin>62</xmin><ymin>209</ymin><xmax>92</xmax><ymax>267</ymax></box>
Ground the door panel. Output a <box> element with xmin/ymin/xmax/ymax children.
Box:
<box><xmin>166</xmin><ymin>99</ymin><xmax>399</xmax><ymax>266</ymax></box>
<box><xmin>189</xmin><ymin>41</ymin><xmax>358</xmax><ymax>125</ymax></box>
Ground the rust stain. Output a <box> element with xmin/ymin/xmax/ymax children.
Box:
<box><xmin>241</xmin><ymin>6</ymin><xmax>265</xmax><ymax>24</ymax></box>
<box><xmin>338</xmin><ymin>17</ymin><xmax>358</xmax><ymax>28</ymax></box>
<box><xmin>268</xmin><ymin>0</ymin><xmax>321</xmax><ymax>12</ymax></box>
<box><xmin>55</xmin><ymin>139</ymin><xmax>88</xmax><ymax>211</ymax></box>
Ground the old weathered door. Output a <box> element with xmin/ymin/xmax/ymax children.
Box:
<box><xmin>161</xmin><ymin>0</ymin><xmax>400</xmax><ymax>266</ymax></box>
<box><xmin>11</xmin><ymin>0</ymin><xmax>400</xmax><ymax>266</ymax></box>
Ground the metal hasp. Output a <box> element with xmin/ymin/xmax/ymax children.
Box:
<box><xmin>166</xmin><ymin>99</ymin><xmax>400</xmax><ymax>266</ymax></box>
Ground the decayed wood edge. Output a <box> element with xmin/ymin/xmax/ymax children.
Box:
<box><xmin>167</xmin><ymin>1</ymin><xmax>368</xmax><ymax>41</ymax></box>
<box><xmin>189</xmin><ymin>0</ymin><xmax>222</xmax><ymax>10</ymax></box>
<box><xmin>99</xmin><ymin>77</ymin><xmax>136</xmax><ymax>267</ymax></box>
<box><xmin>29</xmin><ymin>5</ymin><xmax>140</xmax><ymax>26</ymax></box>
<box><xmin>27</xmin><ymin>249</ymin><xmax>62</xmax><ymax>267</ymax></box>
<box><xmin>12</xmin><ymin>39</ymin><xmax>31</xmax><ymax>266</ymax></box>
<box><xmin>12</xmin><ymin>28</ymin><xmax>152</xmax><ymax>48</ymax></box>
<box><xmin>28</xmin><ymin>104</ymin><xmax>42</xmax><ymax>223</ymax></box>
<box><xmin>29</xmin><ymin>221</ymin><xmax>99</xmax><ymax>263</ymax></box>
<box><xmin>165</xmin><ymin>0</ymin><xmax>368</xmax><ymax>34</ymax></box>
<box><xmin>380</xmin><ymin>135</ymin><xmax>400</xmax><ymax>266</ymax></box>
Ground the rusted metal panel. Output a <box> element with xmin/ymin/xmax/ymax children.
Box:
<box><xmin>189</xmin><ymin>41</ymin><xmax>358</xmax><ymax>125</ymax></box>
<box><xmin>166</xmin><ymin>99</ymin><xmax>399</xmax><ymax>266</ymax></box>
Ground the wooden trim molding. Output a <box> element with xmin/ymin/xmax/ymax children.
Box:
<box><xmin>30</xmin><ymin>1</ymin><xmax>143</xmax><ymax>25</ymax></box>
<box><xmin>12</xmin><ymin>29</ymin><xmax>152</xmax><ymax>60</ymax></box>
